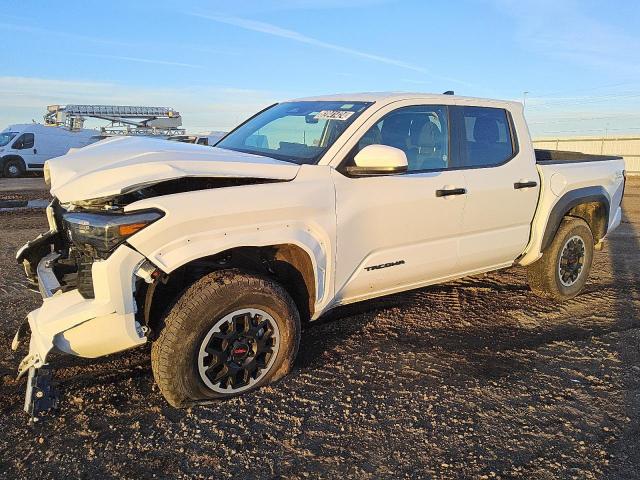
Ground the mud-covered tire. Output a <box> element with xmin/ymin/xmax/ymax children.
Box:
<box><xmin>527</xmin><ymin>217</ymin><xmax>594</xmax><ymax>301</ymax></box>
<box><xmin>151</xmin><ymin>270</ymin><xmax>301</xmax><ymax>408</ymax></box>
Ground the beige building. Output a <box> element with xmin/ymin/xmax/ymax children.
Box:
<box><xmin>533</xmin><ymin>136</ymin><xmax>640</xmax><ymax>174</ymax></box>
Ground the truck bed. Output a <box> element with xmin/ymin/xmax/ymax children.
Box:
<box><xmin>535</xmin><ymin>149</ymin><xmax>622</xmax><ymax>165</ymax></box>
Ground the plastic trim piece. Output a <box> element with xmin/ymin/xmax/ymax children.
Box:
<box><xmin>540</xmin><ymin>186</ymin><xmax>610</xmax><ymax>251</ymax></box>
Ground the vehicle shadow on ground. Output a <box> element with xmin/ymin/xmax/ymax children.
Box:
<box><xmin>607</xmin><ymin>209</ymin><xmax>640</xmax><ymax>478</ymax></box>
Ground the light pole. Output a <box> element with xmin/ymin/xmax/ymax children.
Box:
<box><xmin>523</xmin><ymin>91</ymin><xmax>529</xmax><ymax>109</ymax></box>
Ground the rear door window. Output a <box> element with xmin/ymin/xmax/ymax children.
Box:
<box><xmin>453</xmin><ymin>107</ymin><xmax>515</xmax><ymax>168</ymax></box>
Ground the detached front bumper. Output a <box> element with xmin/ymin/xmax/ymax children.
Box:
<box><xmin>14</xmin><ymin>241</ymin><xmax>149</xmax><ymax>416</ymax></box>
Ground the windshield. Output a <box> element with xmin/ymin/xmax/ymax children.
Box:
<box><xmin>0</xmin><ymin>131</ymin><xmax>17</xmax><ymax>147</ymax></box>
<box><xmin>216</xmin><ymin>101</ymin><xmax>371</xmax><ymax>164</ymax></box>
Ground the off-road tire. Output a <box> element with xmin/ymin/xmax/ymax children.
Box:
<box><xmin>151</xmin><ymin>269</ymin><xmax>301</xmax><ymax>408</ymax></box>
<box><xmin>3</xmin><ymin>158</ymin><xmax>25</xmax><ymax>178</ymax></box>
<box><xmin>527</xmin><ymin>217</ymin><xmax>594</xmax><ymax>301</ymax></box>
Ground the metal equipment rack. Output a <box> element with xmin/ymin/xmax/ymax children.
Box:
<box><xmin>44</xmin><ymin>104</ymin><xmax>185</xmax><ymax>136</ymax></box>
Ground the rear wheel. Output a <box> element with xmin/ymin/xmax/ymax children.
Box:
<box><xmin>3</xmin><ymin>158</ymin><xmax>25</xmax><ymax>178</ymax></box>
<box><xmin>151</xmin><ymin>270</ymin><xmax>300</xmax><ymax>407</ymax></box>
<box><xmin>527</xmin><ymin>217</ymin><xmax>594</xmax><ymax>301</ymax></box>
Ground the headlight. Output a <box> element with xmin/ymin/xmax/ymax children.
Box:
<box><xmin>63</xmin><ymin>209</ymin><xmax>163</xmax><ymax>257</ymax></box>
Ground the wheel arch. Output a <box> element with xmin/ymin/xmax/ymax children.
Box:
<box><xmin>143</xmin><ymin>243</ymin><xmax>318</xmax><ymax>334</ymax></box>
<box><xmin>541</xmin><ymin>186</ymin><xmax>610</xmax><ymax>251</ymax></box>
<box><xmin>1</xmin><ymin>154</ymin><xmax>25</xmax><ymax>172</ymax></box>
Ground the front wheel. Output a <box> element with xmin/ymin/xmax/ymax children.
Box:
<box><xmin>527</xmin><ymin>217</ymin><xmax>594</xmax><ymax>301</ymax></box>
<box><xmin>151</xmin><ymin>270</ymin><xmax>300</xmax><ymax>408</ymax></box>
<box><xmin>3</xmin><ymin>158</ymin><xmax>25</xmax><ymax>178</ymax></box>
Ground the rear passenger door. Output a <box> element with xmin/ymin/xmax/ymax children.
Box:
<box><xmin>452</xmin><ymin>105</ymin><xmax>540</xmax><ymax>272</ymax></box>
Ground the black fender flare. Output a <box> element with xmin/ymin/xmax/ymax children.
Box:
<box><xmin>541</xmin><ymin>186</ymin><xmax>610</xmax><ymax>251</ymax></box>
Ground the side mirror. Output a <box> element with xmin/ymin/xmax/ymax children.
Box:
<box><xmin>346</xmin><ymin>144</ymin><xmax>408</xmax><ymax>176</ymax></box>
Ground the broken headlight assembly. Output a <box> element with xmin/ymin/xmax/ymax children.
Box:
<box><xmin>63</xmin><ymin>209</ymin><xmax>164</xmax><ymax>258</ymax></box>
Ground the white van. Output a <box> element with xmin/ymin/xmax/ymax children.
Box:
<box><xmin>0</xmin><ymin>124</ymin><xmax>99</xmax><ymax>177</ymax></box>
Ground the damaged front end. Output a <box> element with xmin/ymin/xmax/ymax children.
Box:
<box><xmin>14</xmin><ymin>176</ymin><xmax>289</xmax><ymax>420</ymax></box>
<box><xmin>13</xmin><ymin>198</ymin><xmax>163</xmax><ymax>420</ymax></box>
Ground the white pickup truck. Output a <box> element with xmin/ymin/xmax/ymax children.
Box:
<box><xmin>13</xmin><ymin>92</ymin><xmax>625</xmax><ymax>417</ymax></box>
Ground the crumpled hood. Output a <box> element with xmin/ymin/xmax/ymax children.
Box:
<box><xmin>47</xmin><ymin>136</ymin><xmax>300</xmax><ymax>203</ymax></box>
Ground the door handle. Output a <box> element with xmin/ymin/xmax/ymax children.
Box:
<box><xmin>33</xmin><ymin>148</ymin><xmax>37</xmax><ymax>154</ymax></box>
<box><xmin>514</xmin><ymin>181</ymin><xmax>537</xmax><ymax>189</ymax></box>
<box><xmin>435</xmin><ymin>187</ymin><xmax>466</xmax><ymax>197</ymax></box>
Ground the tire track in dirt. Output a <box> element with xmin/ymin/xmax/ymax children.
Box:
<box><xmin>0</xmin><ymin>280</ymin><xmax>37</xmax><ymax>298</ymax></box>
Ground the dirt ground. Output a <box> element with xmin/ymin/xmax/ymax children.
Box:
<box><xmin>1</xmin><ymin>179</ymin><xmax>639</xmax><ymax>479</ymax></box>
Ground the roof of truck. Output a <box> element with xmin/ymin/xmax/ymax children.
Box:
<box><xmin>290</xmin><ymin>92</ymin><xmax>522</xmax><ymax>109</ymax></box>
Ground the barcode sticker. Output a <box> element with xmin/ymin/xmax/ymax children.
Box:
<box><xmin>314</xmin><ymin>110</ymin><xmax>355</xmax><ymax>121</ymax></box>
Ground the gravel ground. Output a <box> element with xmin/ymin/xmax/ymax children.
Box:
<box><xmin>1</xmin><ymin>180</ymin><xmax>639</xmax><ymax>479</ymax></box>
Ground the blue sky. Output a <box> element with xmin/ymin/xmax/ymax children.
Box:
<box><xmin>1</xmin><ymin>0</ymin><xmax>639</xmax><ymax>137</ymax></box>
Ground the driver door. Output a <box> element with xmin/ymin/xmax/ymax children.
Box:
<box><xmin>11</xmin><ymin>132</ymin><xmax>37</xmax><ymax>167</ymax></box>
<box><xmin>332</xmin><ymin>104</ymin><xmax>467</xmax><ymax>305</ymax></box>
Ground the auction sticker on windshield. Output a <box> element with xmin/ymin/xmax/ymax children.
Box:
<box><xmin>315</xmin><ymin>110</ymin><xmax>355</xmax><ymax>121</ymax></box>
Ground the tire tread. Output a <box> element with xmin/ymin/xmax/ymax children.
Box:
<box><xmin>151</xmin><ymin>269</ymin><xmax>300</xmax><ymax>407</ymax></box>
<box><xmin>527</xmin><ymin>217</ymin><xmax>594</xmax><ymax>301</ymax></box>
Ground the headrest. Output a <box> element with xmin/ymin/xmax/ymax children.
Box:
<box><xmin>418</xmin><ymin>121</ymin><xmax>441</xmax><ymax>147</ymax></box>
<box><xmin>473</xmin><ymin>117</ymin><xmax>499</xmax><ymax>144</ymax></box>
